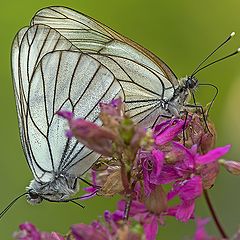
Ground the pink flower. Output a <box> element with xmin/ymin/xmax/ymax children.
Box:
<box><xmin>194</xmin><ymin>218</ymin><xmax>214</xmax><ymax>240</ymax></box>
<box><xmin>118</xmin><ymin>200</ymin><xmax>162</xmax><ymax>240</ymax></box>
<box><xmin>164</xmin><ymin>143</ymin><xmax>231</xmax><ymax>222</ymax></box>
<box><xmin>13</xmin><ymin>222</ymin><xmax>64</xmax><ymax>240</ymax></box>
<box><xmin>140</xmin><ymin>149</ymin><xmax>164</xmax><ymax>196</ymax></box>
<box><xmin>72</xmin><ymin>222</ymin><xmax>111</xmax><ymax>240</ymax></box>
<box><xmin>154</xmin><ymin>118</ymin><xmax>190</xmax><ymax>145</ymax></box>
<box><xmin>82</xmin><ymin>170</ymin><xmax>99</xmax><ymax>199</ymax></box>
<box><xmin>168</xmin><ymin>176</ymin><xmax>202</xmax><ymax>222</ymax></box>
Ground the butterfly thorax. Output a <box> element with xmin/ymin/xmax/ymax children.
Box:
<box><xmin>166</xmin><ymin>76</ymin><xmax>198</xmax><ymax>116</ymax></box>
<box><xmin>26</xmin><ymin>174</ymin><xmax>78</xmax><ymax>204</ymax></box>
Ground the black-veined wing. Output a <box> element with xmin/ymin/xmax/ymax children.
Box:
<box><xmin>31</xmin><ymin>6</ymin><xmax>177</xmax><ymax>83</ymax></box>
<box><xmin>27</xmin><ymin>49</ymin><xmax>121</xmax><ymax>181</ymax></box>
<box><xmin>12</xmin><ymin>24</ymin><xmax>79</xmax><ymax>181</ymax></box>
<box><xmin>30</xmin><ymin>6</ymin><xmax>178</xmax><ymax>126</ymax></box>
<box><xmin>12</xmin><ymin>24</ymin><xmax>121</xmax><ymax>181</ymax></box>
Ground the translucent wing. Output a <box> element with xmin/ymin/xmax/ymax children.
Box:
<box><xmin>12</xmin><ymin>24</ymin><xmax>79</xmax><ymax>180</ymax></box>
<box><xmin>27</xmin><ymin>50</ymin><xmax>121</xmax><ymax>181</ymax></box>
<box><xmin>30</xmin><ymin>6</ymin><xmax>177</xmax><ymax>126</ymax></box>
<box><xmin>31</xmin><ymin>6</ymin><xmax>177</xmax><ymax>84</ymax></box>
<box><xmin>12</xmin><ymin>24</ymin><xmax>121</xmax><ymax>182</ymax></box>
<box><xmin>31</xmin><ymin>7</ymin><xmax>178</xmax><ymax>84</ymax></box>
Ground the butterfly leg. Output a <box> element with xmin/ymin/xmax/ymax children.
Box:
<box><xmin>182</xmin><ymin>111</ymin><xmax>189</xmax><ymax>146</ymax></box>
<box><xmin>184</xmin><ymin>104</ymin><xmax>212</xmax><ymax>135</ymax></box>
<box><xmin>78</xmin><ymin>177</ymin><xmax>101</xmax><ymax>189</ymax></box>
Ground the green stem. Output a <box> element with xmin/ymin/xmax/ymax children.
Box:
<box><xmin>203</xmin><ymin>190</ymin><xmax>228</xmax><ymax>239</ymax></box>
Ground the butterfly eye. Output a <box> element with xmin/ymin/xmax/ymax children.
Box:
<box><xmin>29</xmin><ymin>192</ymin><xmax>39</xmax><ymax>199</ymax></box>
<box><xmin>27</xmin><ymin>190</ymin><xmax>43</xmax><ymax>204</ymax></box>
<box><xmin>187</xmin><ymin>76</ymin><xmax>198</xmax><ymax>89</ymax></box>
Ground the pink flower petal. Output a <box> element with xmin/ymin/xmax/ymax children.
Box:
<box><xmin>172</xmin><ymin>142</ymin><xmax>195</xmax><ymax>168</ymax></box>
<box><xmin>143</xmin><ymin>215</ymin><xmax>159</xmax><ymax>240</ymax></box>
<box><xmin>155</xmin><ymin>119</ymin><xmax>187</xmax><ymax>145</ymax></box>
<box><xmin>176</xmin><ymin>200</ymin><xmax>195</xmax><ymax>222</ymax></box>
<box><xmin>57</xmin><ymin>111</ymin><xmax>73</xmax><ymax>121</ymax></box>
<box><xmin>152</xmin><ymin>165</ymin><xmax>179</xmax><ymax>184</ymax></box>
<box><xmin>194</xmin><ymin>218</ymin><xmax>211</xmax><ymax>240</ymax></box>
<box><xmin>167</xmin><ymin>182</ymin><xmax>182</xmax><ymax>200</ymax></box>
<box><xmin>151</xmin><ymin>149</ymin><xmax>164</xmax><ymax>177</ymax></box>
<box><xmin>196</xmin><ymin>144</ymin><xmax>231</xmax><ymax>165</ymax></box>
<box><xmin>179</xmin><ymin>176</ymin><xmax>202</xmax><ymax>201</ymax></box>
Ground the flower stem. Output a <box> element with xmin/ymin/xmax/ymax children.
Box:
<box><xmin>203</xmin><ymin>190</ymin><xmax>228</xmax><ymax>239</ymax></box>
<box><xmin>123</xmin><ymin>196</ymin><xmax>132</xmax><ymax>221</ymax></box>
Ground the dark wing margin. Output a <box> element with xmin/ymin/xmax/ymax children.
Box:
<box><xmin>31</xmin><ymin>6</ymin><xmax>179</xmax><ymax>85</ymax></box>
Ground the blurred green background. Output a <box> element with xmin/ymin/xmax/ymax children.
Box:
<box><xmin>1</xmin><ymin>0</ymin><xmax>240</xmax><ymax>239</ymax></box>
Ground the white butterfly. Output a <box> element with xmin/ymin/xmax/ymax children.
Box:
<box><xmin>12</xmin><ymin>6</ymin><xmax>199</xmax><ymax>204</ymax></box>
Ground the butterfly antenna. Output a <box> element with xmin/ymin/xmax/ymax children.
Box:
<box><xmin>70</xmin><ymin>200</ymin><xmax>85</xmax><ymax>208</ymax></box>
<box><xmin>0</xmin><ymin>192</ymin><xmax>28</xmax><ymax>219</ymax></box>
<box><xmin>191</xmin><ymin>32</ymin><xmax>236</xmax><ymax>76</ymax></box>
<box><xmin>192</xmin><ymin>47</ymin><xmax>240</xmax><ymax>76</ymax></box>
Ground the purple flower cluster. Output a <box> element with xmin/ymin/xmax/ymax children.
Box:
<box><xmin>14</xmin><ymin>98</ymin><xmax>240</xmax><ymax>240</ymax></box>
<box><xmin>139</xmin><ymin>118</ymin><xmax>230</xmax><ymax>223</ymax></box>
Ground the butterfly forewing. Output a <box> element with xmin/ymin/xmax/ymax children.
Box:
<box><xmin>31</xmin><ymin>6</ymin><xmax>178</xmax><ymax>84</ymax></box>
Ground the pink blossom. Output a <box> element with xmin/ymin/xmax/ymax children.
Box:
<box><xmin>194</xmin><ymin>218</ymin><xmax>214</xmax><ymax>240</ymax></box>
<box><xmin>140</xmin><ymin>149</ymin><xmax>164</xmax><ymax>196</ymax></box>
<box><xmin>72</xmin><ymin>222</ymin><xmax>111</xmax><ymax>240</ymax></box>
<box><xmin>118</xmin><ymin>200</ymin><xmax>162</xmax><ymax>240</ymax></box>
<box><xmin>168</xmin><ymin>176</ymin><xmax>202</xmax><ymax>222</ymax></box>
<box><xmin>164</xmin><ymin>143</ymin><xmax>230</xmax><ymax>222</ymax></box>
<box><xmin>145</xmin><ymin>142</ymin><xmax>230</xmax><ymax>222</ymax></box>
<box><xmin>14</xmin><ymin>222</ymin><xmax>64</xmax><ymax>240</ymax></box>
<box><xmin>82</xmin><ymin>170</ymin><xmax>98</xmax><ymax>199</ymax></box>
<box><xmin>154</xmin><ymin>118</ymin><xmax>190</xmax><ymax>145</ymax></box>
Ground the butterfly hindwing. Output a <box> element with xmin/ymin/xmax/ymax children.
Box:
<box><xmin>12</xmin><ymin>24</ymin><xmax>122</xmax><ymax>181</ymax></box>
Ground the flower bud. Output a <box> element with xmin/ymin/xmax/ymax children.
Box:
<box><xmin>70</xmin><ymin>118</ymin><xmax>117</xmax><ymax>156</ymax></box>
<box><xmin>219</xmin><ymin>159</ymin><xmax>240</xmax><ymax>175</ymax></box>
<box><xmin>98</xmin><ymin>168</ymin><xmax>124</xmax><ymax>196</ymax></box>
<box><xmin>186</xmin><ymin>114</ymin><xmax>216</xmax><ymax>153</ymax></box>
<box><xmin>144</xmin><ymin>185</ymin><xmax>168</xmax><ymax>214</ymax></box>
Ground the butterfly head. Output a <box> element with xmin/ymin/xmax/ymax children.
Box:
<box><xmin>185</xmin><ymin>76</ymin><xmax>198</xmax><ymax>90</ymax></box>
<box><xmin>26</xmin><ymin>189</ymin><xmax>43</xmax><ymax>204</ymax></box>
<box><xmin>26</xmin><ymin>176</ymin><xmax>79</xmax><ymax>204</ymax></box>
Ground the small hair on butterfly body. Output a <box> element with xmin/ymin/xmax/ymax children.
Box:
<box><xmin>2</xmin><ymin>6</ymin><xmax>239</xmax><ymax>218</ymax></box>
